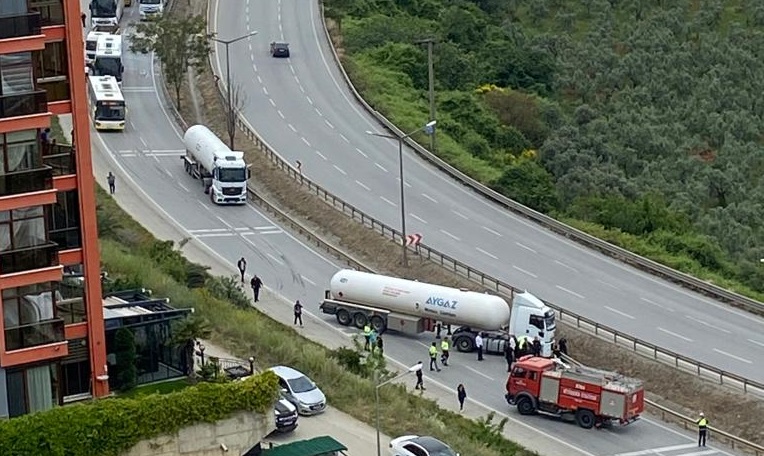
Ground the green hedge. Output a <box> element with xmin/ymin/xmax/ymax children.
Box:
<box><xmin>0</xmin><ymin>372</ymin><xmax>278</xmax><ymax>456</ymax></box>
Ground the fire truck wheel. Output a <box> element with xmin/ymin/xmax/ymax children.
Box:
<box><xmin>516</xmin><ymin>396</ymin><xmax>536</xmax><ymax>415</ymax></box>
<box><xmin>575</xmin><ymin>409</ymin><xmax>595</xmax><ymax>429</ymax></box>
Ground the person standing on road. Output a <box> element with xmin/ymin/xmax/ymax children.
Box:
<box><xmin>440</xmin><ymin>337</ymin><xmax>450</xmax><ymax>366</ymax></box>
<box><xmin>293</xmin><ymin>300</ymin><xmax>303</xmax><ymax>326</ymax></box>
<box><xmin>362</xmin><ymin>324</ymin><xmax>372</xmax><ymax>351</ymax></box>
<box><xmin>107</xmin><ymin>172</ymin><xmax>116</xmax><ymax>194</ymax></box>
<box><xmin>80</xmin><ymin>12</ymin><xmax>87</xmax><ymax>27</ymax></box>
<box><xmin>475</xmin><ymin>333</ymin><xmax>484</xmax><ymax>361</ymax></box>
<box><xmin>559</xmin><ymin>337</ymin><xmax>569</xmax><ymax>356</ymax></box>
<box><xmin>457</xmin><ymin>384</ymin><xmax>467</xmax><ymax>411</ymax></box>
<box><xmin>249</xmin><ymin>275</ymin><xmax>262</xmax><ymax>302</ymax></box>
<box><xmin>414</xmin><ymin>362</ymin><xmax>425</xmax><ymax>391</ymax></box>
<box><xmin>429</xmin><ymin>342</ymin><xmax>441</xmax><ymax>372</ymax></box>
<box><xmin>236</xmin><ymin>257</ymin><xmax>247</xmax><ymax>283</ymax></box>
<box><xmin>532</xmin><ymin>336</ymin><xmax>542</xmax><ymax>357</ymax></box>
<box><xmin>696</xmin><ymin>412</ymin><xmax>709</xmax><ymax>447</ymax></box>
<box><xmin>504</xmin><ymin>337</ymin><xmax>515</xmax><ymax>372</ymax></box>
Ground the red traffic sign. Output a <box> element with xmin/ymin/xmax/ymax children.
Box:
<box><xmin>405</xmin><ymin>233</ymin><xmax>422</xmax><ymax>247</ymax></box>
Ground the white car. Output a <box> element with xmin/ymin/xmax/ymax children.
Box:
<box><xmin>268</xmin><ymin>365</ymin><xmax>326</xmax><ymax>415</ymax></box>
<box><xmin>390</xmin><ymin>435</ymin><xmax>459</xmax><ymax>456</ymax></box>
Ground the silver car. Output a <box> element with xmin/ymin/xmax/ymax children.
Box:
<box><xmin>268</xmin><ymin>365</ymin><xmax>326</xmax><ymax>415</ymax></box>
<box><xmin>390</xmin><ymin>435</ymin><xmax>459</xmax><ymax>456</ymax></box>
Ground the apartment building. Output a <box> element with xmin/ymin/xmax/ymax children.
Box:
<box><xmin>0</xmin><ymin>0</ymin><xmax>108</xmax><ymax>417</ymax></box>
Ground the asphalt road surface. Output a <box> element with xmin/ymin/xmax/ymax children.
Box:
<box><xmin>78</xmin><ymin>5</ymin><xmax>743</xmax><ymax>456</ymax></box>
<box><xmin>210</xmin><ymin>0</ymin><xmax>764</xmax><ymax>383</ymax></box>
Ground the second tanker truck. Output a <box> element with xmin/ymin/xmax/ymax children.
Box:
<box><xmin>182</xmin><ymin>125</ymin><xmax>249</xmax><ymax>205</ymax></box>
<box><xmin>319</xmin><ymin>270</ymin><xmax>556</xmax><ymax>357</ymax></box>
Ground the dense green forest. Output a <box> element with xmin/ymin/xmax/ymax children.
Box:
<box><xmin>323</xmin><ymin>0</ymin><xmax>764</xmax><ymax>296</ymax></box>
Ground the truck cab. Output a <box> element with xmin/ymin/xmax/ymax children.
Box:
<box><xmin>139</xmin><ymin>0</ymin><xmax>164</xmax><ymax>20</ymax></box>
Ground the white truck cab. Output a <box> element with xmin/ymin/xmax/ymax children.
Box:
<box><xmin>139</xmin><ymin>0</ymin><xmax>164</xmax><ymax>20</ymax></box>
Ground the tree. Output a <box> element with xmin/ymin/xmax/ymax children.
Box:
<box><xmin>171</xmin><ymin>315</ymin><xmax>212</xmax><ymax>379</ymax></box>
<box><xmin>113</xmin><ymin>328</ymin><xmax>137</xmax><ymax>392</ymax></box>
<box><xmin>222</xmin><ymin>79</ymin><xmax>248</xmax><ymax>152</ymax></box>
<box><xmin>130</xmin><ymin>15</ymin><xmax>211</xmax><ymax>109</ymax></box>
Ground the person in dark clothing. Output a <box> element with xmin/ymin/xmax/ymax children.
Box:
<box><xmin>558</xmin><ymin>338</ymin><xmax>569</xmax><ymax>356</ymax></box>
<box><xmin>107</xmin><ymin>172</ymin><xmax>116</xmax><ymax>194</ymax></box>
<box><xmin>293</xmin><ymin>300</ymin><xmax>303</xmax><ymax>326</ymax></box>
<box><xmin>250</xmin><ymin>275</ymin><xmax>262</xmax><ymax>302</ymax></box>
<box><xmin>236</xmin><ymin>257</ymin><xmax>247</xmax><ymax>283</ymax></box>
<box><xmin>414</xmin><ymin>362</ymin><xmax>425</xmax><ymax>391</ymax></box>
<box><xmin>697</xmin><ymin>412</ymin><xmax>708</xmax><ymax>446</ymax></box>
<box><xmin>531</xmin><ymin>337</ymin><xmax>542</xmax><ymax>357</ymax></box>
<box><xmin>457</xmin><ymin>384</ymin><xmax>467</xmax><ymax>411</ymax></box>
<box><xmin>81</xmin><ymin>12</ymin><xmax>87</xmax><ymax>27</ymax></box>
<box><xmin>552</xmin><ymin>341</ymin><xmax>562</xmax><ymax>358</ymax></box>
<box><xmin>376</xmin><ymin>336</ymin><xmax>384</xmax><ymax>355</ymax></box>
<box><xmin>504</xmin><ymin>339</ymin><xmax>515</xmax><ymax>372</ymax></box>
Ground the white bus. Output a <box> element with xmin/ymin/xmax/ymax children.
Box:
<box><xmin>89</xmin><ymin>0</ymin><xmax>125</xmax><ymax>27</ymax></box>
<box><xmin>88</xmin><ymin>75</ymin><xmax>126</xmax><ymax>131</ymax></box>
<box><xmin>91</xmin><ymin>35</ymin><xmax>124</xmax><ymax>84</ymax></box>
<box><xmin>85</xmin><ymin>24</ymin><xmax>120</xmax><ymax>64</ymax></box>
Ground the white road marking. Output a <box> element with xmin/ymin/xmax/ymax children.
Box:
<box><xmin>277</xmin><ymin>110</ymin><xmax>284</xmax><ymax>119</ymax></box>
<box><xmin>451</xmin><ymin>210</ymin><xmax>468</xmax><ymax>220</ymax></box>
<box><xmin>515</xmin><ymin>242</ymin><xmax>537</xmax><ymax>253</ymax></box>
<box><xmin>290</xmin><ymin>65</ymin><xmax>295</xmax><ymax>75</ymax></box>
<box><xmin>300</xmin><ymin>274</ymin><xmax>316</xmax><ymax>286</ymax></box>
<box><xmin>380</xmin><ymin>196</ymin><xmax>397</xmax><ymax>207</ymax></box>
<box><xmin>301</xmin><ymin>137</ymin><xmax>311</xmax><ymax>147</ymax></box>
<box><xmin>640</xmin><ymin>297</ymin><xmax>675</xmax><ymax>312</ymax></box>
<box><xmin>194</xmin><ymin>233</ymin><xmax>235</xmax><ymax>238</ymax></box>
<box><xmin>288</xmin><ymin>124</ymin><xmax>297</xmax><ymax>132</ymax></box>
<box><xmin>339</xmin><ymin>133</ymin><xmax>349</xmax><ymax>142</ymax></box>
<box><xmin>269</xmin><ymin>98</ymin><xmax>276</xmax><ymax>107</ymax></box>
<box><xmin>556</xmin><ymin>286</ymin><xmax>584</xmax><ymax>299</ymax></box>
<box><xmin>315</xmin><ymin>150</ymin><xmax>328</xmax><ymax>160</ymax></box>
<box><xmin>256</xmin><ymin>75</ymin><xmax>262</xmax><ymax>83</ymax></box>
<box><xmin>253</xmin><ymin>226</ymin><xmax>278</xmax><ymax>231</ymax></box>
<box><xmin>315</xmin><ymin>108</ymin><xmax>323</xmax><ymax>117</ymax></box>
<box><xmin>325</xmin><ymin>119</ymin><xmax>334</xmax><ymax>129</ymax></box>
<box><xmin>476</xmin><ymin>247</ymin><xmax>498</xmax><ymax>260</ymax></box>
<box><xmin>439</xmin><ymin>230</ymin><xmax>461</xmax><ymax>241</ymax></box>
<box><xmin>657</xmin><ymin>327</ymin><xmax>693</xmax><ymax>342</ymax></box>
<box><xmin>421</xmin><ymin>193</ymin><xmax>438</xmax><ymax>204</ymax></box>
<box><xmin>355</xmin><ymin>180</ymin><xmax>370</xmax><ymax>191</ymax></box>
<box><xmin>464</xmin><ymin>365</ymin><xmax>494</xmax><ymax>381</ymax></box>
<box><xmin>512</xmin><ymin>265</ymin><xmax>537</xmax><ymax>278</ymax></box>
<box><xmin>686</xmin><ymin>315</ymin><xmax>731</xmax><ymax>334</ymax></box>
<box><xmin>604</xmin><ymin>306</ymin><xmax>635</xmax><ymax>320</ymax></box>
<box><xmin>554</xmin><ymin>260</ymin><xmax>579</xmax><ymax>273</ymax></box>
<box><xmin>712</xmin><ymin>348</ymin><xmax>752</xmax><ymax>364</ymax></box>
<box><xmin>748</xmin><ymin>338</ymin><xmax>764</xmax><ymax>348</ymax></box>
<box><xmin>139</xmin><ymin>137</ymin><xmax>147</xmax><ymax>147</ymax></box>
<box><xmin>355</xmin><ymin>148</ymin><xmax>368</xmax><ymax>158</ymax></box>
<box><xmin>374</xmin><ymin>163</ymin><xmax>388</xmax><ymax>173</ymax></box>
<box><xmin>333</xmin><ymin>165</ymin><xmax>347</xmax><ymax>175</ymax></box>
<box><xmin>294</xmin><ymin>76</ymin><xmax>301</xmax><ymax>85</ymax></box>
<box><xmin>262</xmin><ymin>86</ymin><xmax>268</xmax><ymax>95</ymax></box>
<box><xmin>306</xmin><ymin>96</ymin><xmax>314</xmax><ymax>105</ymax></box>
<box><xmin>481</xmin><ymin>226</ymin><xmax>502</xmax><ymax>237</ymax></box>
<box><xmin>188</xmin><ymin>228</ymin><xmax>228</xmax><ymax>233</ymax></box>
<box><xmin>267</xmin><ymin>253</ymin><xmax>284</xmax><ymax>266</ymax></box>
<box><xmin>613</xmin><ymin>443</ymin><xmax>697</xmax><ymax>456</ymax></box>
<box><xmin>410</xmin><ymin>213</ymin><xmax>427</xmax><ymax>224</ymax></box>
<box><xmin>178</xmin><ymin>182</ymin><xmax>189</xmax><ymax>192</ymax></box>
<box><xmin>597</xmin><ymin>279</ymin><xmax>619</xmax><ymax>290</ymax></box>
<box><xmin>396</xmin><ymin>177</ymin><xmax>412</xmax><ymax>188</ymax></box>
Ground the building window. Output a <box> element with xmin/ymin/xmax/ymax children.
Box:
<box><xmin>35</xmin><ymin>41</ymin><xmax>70</xmax><ymax>102</ymax></box>
<box><xmin>0</xmin><ymin>52</ymin><xmax>34</xmax><ymax>96</ymax></box>
<box><xmin>29</xmin><ymin>0</ymin><xmax>64</xmax><ymax>26</ymax></box>
<box><xmin>49</xmin><ymin>190</ymin><xmax>81</xmax><ymax>250</ymax></box>
<box><xmin>60</xmin><ymin>263</ymin><xmax>87</xmax><ymax>324</ymax></box>
<box><xmin>6</xmin><ymin>363</ymin><xmax>59</xmax><ymax>417</ymax></box>
<box><xmin>0</xmin><ymin>206</ymin><xmax>47</xmax><ymax>252</ymax></box>
<box><xmin>0</xmin><ymin>130</ymin><xmax>41</xmax><ymax>175</ymax></box>
<box><xmin>0</xmin><ymin>1</ymin><xmax>26</xmax><ymax>16</ymax></box>
<box><xmin>2</xmin><ymin>282</ymin><xmax>63</xmax><ymax>351</ymax></box>
<box><xmin>61</xmin><ymin>360</ymin><xmax>90</xmax><ymax>398</ymax></box>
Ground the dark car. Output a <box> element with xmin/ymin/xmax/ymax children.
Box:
<box><xmin>270</xmin><ymin>41</ymin><xmax>290</xmax><ymax>58</ymax></box>
<box><xmin>274</xmin><ymin>397</ymin><xmax>298</xmax><ymax>433</ymax></box>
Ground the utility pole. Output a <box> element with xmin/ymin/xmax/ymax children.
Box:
<box><xmin>416</xmin><ymin>38</ymin><xmax>436</xmax><ymax>152</ymax></box>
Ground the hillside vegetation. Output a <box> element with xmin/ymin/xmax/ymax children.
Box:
<box><xmin>323</xmin><ymin>0</ymin><xmax>764</xmax><ymax>297</ymax></box>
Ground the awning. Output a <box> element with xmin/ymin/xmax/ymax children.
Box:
<box><xmin>262</xmin><ymin>436</ymin><xmax>348</xmax><ymax>456</ymax></box>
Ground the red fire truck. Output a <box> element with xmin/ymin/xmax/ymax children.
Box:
<box><xmin>505</xmin><ymin>356</ymin><xmax>644</xmax><ymax>429</ymax></box>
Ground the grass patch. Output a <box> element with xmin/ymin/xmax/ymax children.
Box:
<box><xmin>119</xmin><ymin>378</ymin><xmax>192</xmax><ymax>398</ymax></box>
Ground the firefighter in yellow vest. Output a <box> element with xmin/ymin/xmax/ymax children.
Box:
<box><xmin>429</xmin><ymin>342</ymin><xmax>441</xmax><ymax>372</ymax></box>
<box><xmin>440</xmin><ymin>337</ymin><xmax>450</xmax><ymax>366</ymax></box>
<box><xmin>362</xmin><ymin>324</ymin><xmax>372</xmax><ymax>351</ymax></box>
<box><xmin>696</xmin><ymin>412</ymin><xmax>708</xmax><ymax>447</ymax></box>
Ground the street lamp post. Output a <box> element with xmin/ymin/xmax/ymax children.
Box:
<box><xmin>367</xmin><ymin>121</ymin><xmax>436</xmax><ymax>267</ymax></box>
<box><xmin>375</xmin><ymin>362</ymin><xmax>423</xmax><ymax>456</ymax></box>
<box><xmin>210</xmin><ymin>31</ymin><xmax>258</xmax><ymax>150</ymax></box>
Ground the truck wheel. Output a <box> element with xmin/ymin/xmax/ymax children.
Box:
<box><xmin>336</xmin><ymin>310</ymin><xmax>351</xmax><ymax>326</ymax></box>
<box><xmin>454</xmin><ymin>337</ymin><xmax>474</xmax><ymax>352</ymax></box>
<box><xmin>516</xmin><ymin>396</ymin><xmax>536</xmax><ymax>415</ymax></box>
<box><xmin>575</xmin><ymin>409</ymin><xmax>595</xmax><ymax>429</ymax></box>
<box><xmin>369</xmin><ymin>315</ymin><xmax>386</xmax><ymax>333</ymax></box>
<box><xmin>353</xmin><ymin>313</ymin><xmax>368</xmax><ymax>329</ymax></box>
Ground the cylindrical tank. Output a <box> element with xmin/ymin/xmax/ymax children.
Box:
<box><xmin>183</xmin><ymin>124</ymin><xmax>232</xmax><ymax>172</ymax></box>
<box><xmin>329</xmin><ymin>269</ymin><xmax>509</xmax><ymax>329</ymax></box>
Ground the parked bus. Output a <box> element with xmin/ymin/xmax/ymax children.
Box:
<box><xmin>90</xmin><ymin>35</ymin><xmax>124</xmax><ymax>83</ymax></box>
<box><xmin>88</xmin><ymin>76</ymin><xmax>126</xmax><ymax>131</ymax></box>
<box><xmin>89</xmin><ymin>0</ymin><xmax>125</xmax><ymax>27</ymax></box>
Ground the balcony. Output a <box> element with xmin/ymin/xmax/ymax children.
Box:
<box><xmin>0</xmin><ymin>242</ymin><xmax>59</xmax><ymax>275</ymax></box>
<box><xmin>0</xmin><ymin>90</ymin><xmax>47</xmax><ymax>120</ymax></box>
<box><xmin>0</xmin><ymin>12</ymin><xmax>42</xmax><ymax>41</ymax></box>
<box><xmin>0</xmin><ymin>166</ymin><xmax>53</xmax><ymax>196</ymax></box>
<box><xmin>43</xmin><ymin>144</ymin><xmax>76</xmax><ymax>176</ymax></box>
<box><xmin>5</xmin><ymin>318</ymin><xmax>65</xmax><ymax>351</ymax></box>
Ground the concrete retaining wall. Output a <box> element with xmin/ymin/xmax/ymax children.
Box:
<box><xmin>122</xmin><ymin>411</ymin><xmax>274</xmax><ymax>456</ymax></box>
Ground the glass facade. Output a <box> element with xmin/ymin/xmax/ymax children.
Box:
<box><xmin>2</xmin><ymin>282</ymin><xmax>65</xmax><ymax>351</ymax></box>
<box><xmin>35</xmin><ymin>41</ymin><xmax>70</xmax><ymax>102</ymax></box>
<box><xmin>29</xmin><ymin>0</ymin><xmax>64</xmax><ymax>27</ymax></box>
<box><xmin>48</xmin><ymin>190</ymin><xmax>82</xmax><ymax>250</ymax></box>
<box><xmin>5</xmin><ymin>363</ymin><xmax>59</xmax><ymax>417</ymax></box>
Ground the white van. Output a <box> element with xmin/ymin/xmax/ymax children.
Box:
<box><xmin>139</xmin><ymin>0</ymin><xmax>164</xmax><ymax>20</ymax></box>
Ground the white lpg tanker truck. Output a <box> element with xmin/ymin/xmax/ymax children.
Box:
<box><xmin>182</xmin><ymin>125</ymin><xmax>250</xmax><ymax>205</ymax></box>
<box><xmin>320</xmin><ymin>270</ymin><xmax>556</xmax><ymax>357</ymax></box>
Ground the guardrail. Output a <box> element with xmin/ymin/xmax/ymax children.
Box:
<box><xmin>560</xmin><ymin>355</ymin><xmax>764</xmax><ymax>456</ymax></box>
<box><xmin>312</xmin><ymin>3</ymin><xmax>764</xmax><ymax>317</ymax></box>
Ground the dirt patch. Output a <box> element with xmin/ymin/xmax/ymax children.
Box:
<box><xmin>169</xmin><ymin>0</ymin><xmax>763</xmax><ymax>446</ymax></box>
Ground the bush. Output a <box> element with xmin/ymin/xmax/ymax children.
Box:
<box><xmin>114</xmin><ymin>328</ymin><xmax>137</xmax><ymax>392</ymax></box>
<box><xmin>0</xmin><ymin>372</ymin><xmax>278</xmax><ymax>456</ymax></box>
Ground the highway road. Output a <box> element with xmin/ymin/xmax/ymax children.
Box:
<box><xmin>210</xmin><ymin>0</ymin><xmax>764</xmax><ymax>383</ymax></box>
<box><xmin>75</xmin><ymin>5</ymin><xmax>742</xmax><ymax>456</ymax></box>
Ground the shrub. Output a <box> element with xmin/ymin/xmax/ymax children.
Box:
<box><xmin>113</xmin><ymin>328</ymin><xmax>137</xmax><ymax>392</ymax></box>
